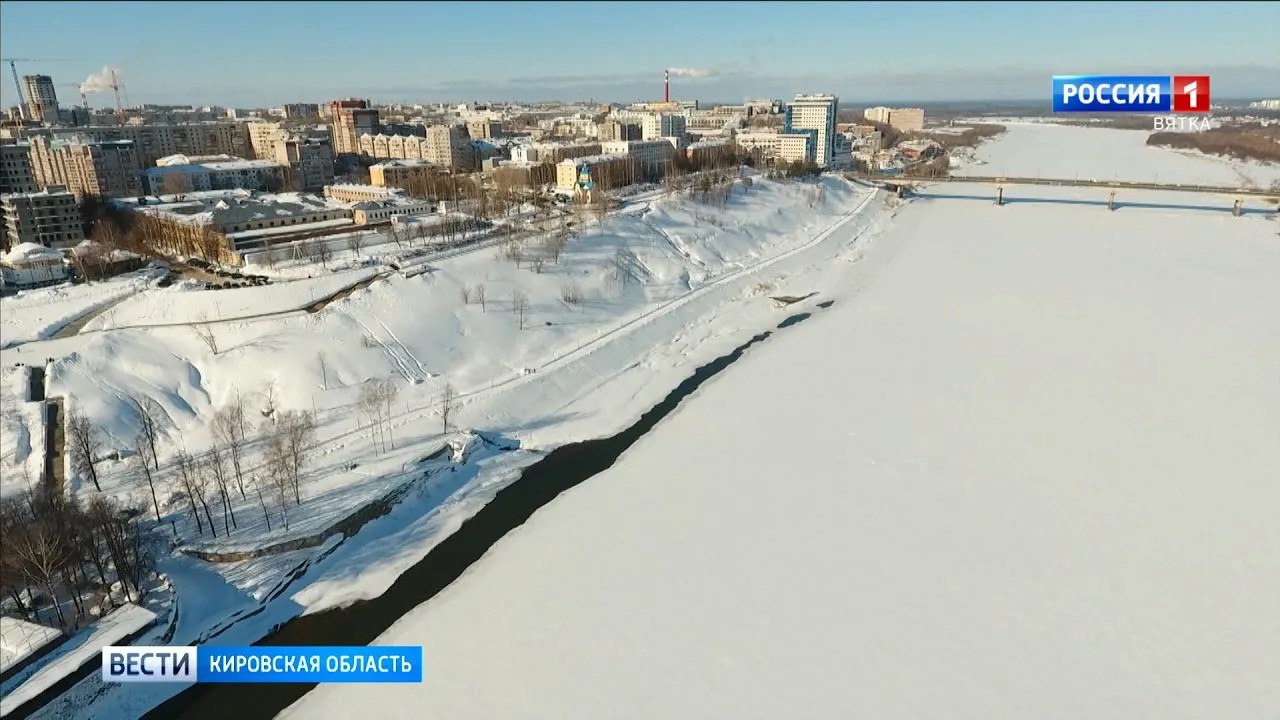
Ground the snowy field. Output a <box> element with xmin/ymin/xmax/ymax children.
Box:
<box><xmin>287</xmin><ymin>126</ymin><xmax>1280</xmax><ymax>719</ymax></box>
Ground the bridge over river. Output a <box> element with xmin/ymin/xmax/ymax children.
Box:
<box><xmin>846</xmin><ymin>173</ymin><xmax>1280</xmax><ymax>216</ymax></box>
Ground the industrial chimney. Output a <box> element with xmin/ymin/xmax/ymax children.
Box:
<box><xmin>664</xmin><ymin>68</ymin><xmax>669</xmax><ymax>103</ymax></box>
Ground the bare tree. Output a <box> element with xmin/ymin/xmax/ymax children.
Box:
<box><xmin>66</xmin><ymin>410</ymin><xmax>102</xmax><ymax>492</ymax></box>
<box><xmin>440</xmin><ymin>382</ymin><xmax>457</xmax><ymax>434</ymax></box>
<box><xmin>317</xmin><ymin>352</ymin><xmax>329</xmax><ymax>391</ymax></box>
<box><xmin>264</xmin><ymin>410</ymin><xmax>316</xmax><ymax>505</ymax></box>
<box><xmin>388</xmin><ymin>225</ymin><xmax>406</xmax><ymax>250</ymax></box>
<box><xmin>512</xmin><ymin>289</ymin><xmax>530</xmax><ymax>330</ymax></box>
<box><xmin>173</xmin><ymin>450</ymin><xmax>213</xmax><ymax>537</ymax></box>
<box><xmin>544</xmin><ymin>234</ymin><xmax>568</xmax><ymax>264</ymax></box>
<box><xmin>560</xmin><ymin>283</ymin><xmax>582</xmax><ymax>305</ymax></box>
<box><xmin>192</xmin><ymin>315</ymin><xmax>219</xmax><ymax>355</ymax></box>
<box><xmin>259</xmin><ymin>380</ymin><xmax>279</xmax><ymax>420</ymax></box>
<box><xmin>475</xmin><ymin>283</ymin><xmax>486</xmax><ymax>313</ymax></box>
<box><xmin>461</xmin><ymin>284</ymin><xmax>473</xmax><ymax>305</ymax></box>
<box><xmin>314</xmin><ymin>239</ymin><xmax>334</xmax><ymax>268</ymax></box>
<box><xmin>346</xmin><ymin>232</ymin><xmax>366</xmax><ymax>257</ymax></box>
<box><xmin>252</xmin><ymin>476</ymin><xmax>273</xmax><ymax>532</ymax></box>
<box><xmin>211</xmin><ymin>397</ymin><xmax>248</xmax><ymax>499</ymax></box>
<box><xmin>87</xmin><ymin>495</ymin><xmax>151</xmax><ymax>602</ymax></box>
<box><xmin>128</xmin><ymin>394</ymin><xmax>166</xmax><ymax>471</ymax></box>
<box><xmin>70</xmin><ymin>243</ymin><xmax>106</xmax><ymax>284</ymax></box>
<box><xmin>133</xmin><ymin>434</ymin><xmax>162</xmax><ymax>522</ymax></box>
<box><xmin>612</xmin><ymin>245</ymin><xmax>632</xmax><ymax>287</ymax></box>
<box><xmin>268</xmin><ymin>466</ymin><xmax>292</xmax><ymax>532</ymax></box>
<box><xmin>11</xmin><ymin>522</ymin><xmax>74</xmax><ymax>628</ymax></box>
<box><xmin>505</xmin><ymin>240</ymin><xmax>525</xmax><ymax>268</ymax></box>
<box><xmin>374</xmin><ymin>379</ymin><xmax>399</xmax><ymax>450</ymax></box>
<box><xmin>0</xmin><ymin>497</ymin><xmax>36</xmax><ymax>620</ymax></box>
<box><xmin>357</xmin><ymin>383</ymin><xmax>385</xmax><ymax>454</ymax></box>
<box><xmin>261</xmin><ymin>239</ymin><xmax>277</xmax><ymax>269</ymax></box>
<box><xmin>592</xmin><ymin>194</ymin><xmax>609</xmax><ymax>228</ymax></box>
<box><xmin>204</xmin><ymin>446</ymin><xmax>236</xmax><ymax>535</ymax></box>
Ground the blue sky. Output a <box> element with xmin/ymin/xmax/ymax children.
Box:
<box><xmin>2</xmin><ymin>1</ymin><xmax>1276</xmax><ymax>107</ymax></box>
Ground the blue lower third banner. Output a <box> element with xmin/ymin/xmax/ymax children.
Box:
<box><xmin>102</xmin><ymin>645</ymin><xmax>424</xmax><ymax>683</ymax></box>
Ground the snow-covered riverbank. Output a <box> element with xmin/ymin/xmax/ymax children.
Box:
<box><xmin>10</xmin><ymin>172</ymin><xmax>896</xmax><ymax>719</ymax></box>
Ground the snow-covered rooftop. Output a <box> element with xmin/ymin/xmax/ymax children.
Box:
<box><xmin>371</xmin><ymin>159</ymin><xmax>440</xmax><ymax>169</ymax></box>
<box><xmin>686</xmin><ymin>138</ymin><xmax>731</xmax><ymax>150</ymax></box>
<box><xmin>145</xmin><ymin>158</ymin><xmax>283</xmax><ymax>175</ymax></box>
<box><xmin>0</xmin><ymin>185</ymin><xmax>73</xmax><ymax>201</ymax></box>
<box><xmin>112</xmin><ymin>189</ymin><xmax>350</xmax><ymax>228</ymax></box>
<box><xmin>156</xmin><ymin>153</ymin><xmax>238</xmax><ymax>167</ymax></box>
<box><xmin>2</xmin><ymin>242</ymin><xmax>64</xmax><ymax>264</ymax></box>
<box><xmin>557</xmin><ymin>153</ymin><xmax>628</xmax><ymax>166</ymax></box>
<box><xmin>325</xmin><ymin>183</ymin><xmax>403</xmax><ymax>195</ymax></box>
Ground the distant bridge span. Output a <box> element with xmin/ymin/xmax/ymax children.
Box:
<box><xmin>845</xmin><ymin>173</ymin><xmax>1280</xmax><ymax>216</ymax></box>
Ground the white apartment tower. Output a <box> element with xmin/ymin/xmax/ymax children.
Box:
<box><xmin>642</xmin><ymin>113</ymin><xmax>687</xmax><ymax>141</ymax></box>
<box><xmin>785</xmin><ymin>94</ymin><xmax>838</xmax><ymax>168</ymax></box>
<box><xmin>23</xmin><ymin>75</ymin><xmax>59</xmax><ymax>122</ymax></box>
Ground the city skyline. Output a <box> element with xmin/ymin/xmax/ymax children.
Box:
<box><xmin>2</xmin><ymin>1</ymin><xmax>1277</xmax><ymax>108</ymax></box>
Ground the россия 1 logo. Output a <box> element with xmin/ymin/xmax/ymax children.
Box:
<box><xmin>1053</xmin><ymin>75</ymin><xmax>1211</xmax><ymax>113</ymax></box>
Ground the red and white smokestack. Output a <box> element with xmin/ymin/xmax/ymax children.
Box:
<box><xmin>664</xmin><ymin>68</ymin><xmax>669</xmax><ymax>103</ymax></box>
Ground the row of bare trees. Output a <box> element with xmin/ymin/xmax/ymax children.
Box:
<box><xmin>64</xmin><ymin>388</ymin><xmax>317</xmax><ymax>541</ymax></box>
<box><xmin>0</xmin><ymin>487</ymin><xmax>153</xmax><ymax>631</ymax></box>
<box><xmin>358</xmin><ymin>380</ymin><xmax>399</xmax><ymax>455</ymax></box>
<box><xmin>90</xmin><ymin>209</ymin><xmax>238</xmax><ymax>267</ymax></box>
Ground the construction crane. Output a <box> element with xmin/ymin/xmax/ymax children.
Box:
<box><xmin>59</xmin><ymin>83</ymin><xmax>89</xmax><ymax>109</ymax></box>
<box><xmin>109</xmin><ymin>68</ymin><xmax>126</xmax><ymax>124</ymax></box>
<box><xmin>0</xmin><ymin>57</ymin><xmax>81</xmax><ymax>119</ymax></box>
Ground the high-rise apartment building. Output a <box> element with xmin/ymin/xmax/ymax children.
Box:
<box><xmin>36</xmin><ymin>122</ymin><xmax>251</xmax><ymax>168</ymax></box>
<box><xmin>598</xmin><ymin>121</ymin><xmax>642</xmax><ymax>142</ymax></box>
<box><xmin>274</xmin><ymin>135</ymin><xmax>334</xmax><ymax>190</ymax></box>
<box><xmin>466</xmin><ymin>120</ymin><xmax>504</xmax><ymax>140</ymax></box>
<box><xmin>863</xmin><ymin>106</ymin><xmax>925</xmax><ymax>132</ymax></box>
<box><xmin>29</xmin><ymin>135</ymin><xmax>142</xmax><ymax>198</ymax></box>
<box><xmin>248</xmin><ymin>120</ymin><xmax>286</xmax><ymax>160</ymax></box>
<box><xmin>785</xmin><ymin>94</ymin><xmax>838</xmax><ymax>167</ymax></box>
<box><xmin>282</xmin><ymin>103</ymin><xmax>321</xmax><ymax>119</ymax></box>
<box><xmin>22</xmin><ymin>75</ymin><xmax>59</xmax><ymax>122</ymax></box>
<box><xmin>1</xmin><ymin>185</ymin><xmax>85</xmax><ymax>249</ymax></box>
<box><xmin>424</xmin><ymin>125</ymin><xmax>474</xmax><ymax>171</ymax></box>
<box><xmin>1</xmin><ymin>140</ymin><xmax>38</xmax><ymax>195</ymax></box>
<box><xmin>642</xmin><ymin>113</ymin><xmax>687</xmax><ymax>141</ymax></box>
<box><xmin>329</xmin><ymin>99</ymin><xmax>380</xmax><ymax>155</ymax></box>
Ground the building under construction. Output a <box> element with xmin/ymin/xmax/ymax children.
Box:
<box><xmin>21</xmin><ymin>75</ymin><xmax>58</xmax><ymax>121</ymax></box>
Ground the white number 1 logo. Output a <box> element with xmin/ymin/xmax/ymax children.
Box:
<box><xmin>1184</xmin><ymin>81</ymin><xmax>1199</xmax><ymax>108</ymax></box>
